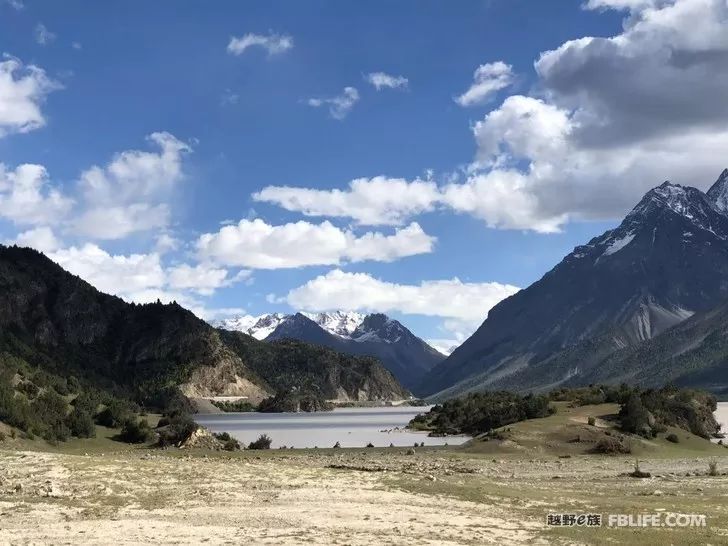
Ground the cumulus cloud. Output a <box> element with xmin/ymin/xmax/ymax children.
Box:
<box><xmin>227</xmin><ymin>32</ymin><xmax>293</xmax><ymax>56</ymax></box>
<box><xmin>50</xmin><ymin>244</ymin><xmax>166</xmax><ymax>296</ymax></box>
<box><xmin>46</xmin><ymin>244</ymin><xmax>248</xmax><ymax>319</ymax></box>
<box><xmin>253</xmin><ymin>176</ymin><xmax>440</xmax><ymax>226</ymax></box>
<box><xmin>196</xmin><ymin>219</ymin><xmax>435</xmax><ymax>269</ymax></box>
<box><xmin>365</xmin><ymin>72</ymin><xmax>409</xmax><ymax>90</ymax></box>
<box><xmin>281</xmin><ymin>269</ymin><xmax>520</xmax><ymax>323</ymax></box>
<box><xmin>0</xmin><ymin>163</ymin><xmax>73</xmax><ymax>225</ymax></box>
<box><xmin>455</xmin><ymin>61</ymin><xmax>514</xmax><ymax>107</ymax></box>
<box><xmin>74</xmin><ymin>132</ymin><xmax>190</xmax><ymax>239</ymax></box>
<box><xmin>306</xmin><ymin>87</ymin><xmax>359</xmax><ymax>120</ymax></box>
<box><xmin>14</xmin><ymin>226</ymin><xmax>60</xmax><ymax>252</ymax></box>
<box><xmin>440</xmin><ymin>0</ymin><xmax>728</xmax><ymax>231</ymax></box>
<box><xmin>167</xmin><ymin>263</ymin><xmax>251</xmax><ymax>296</ymax></box>
<box><xmin>0</xmin><ymin>56</ymin><xmax>60</xmax><ymax>136</ymax></box>
<box><xmin>34</xmin><ymin>23</ymin><xmax>56</xmax><ymax>45</ymax></box>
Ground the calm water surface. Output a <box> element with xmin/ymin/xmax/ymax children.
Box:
<box><xmin>196</xmin><ymin>406</ymin><xmax>470</xmax><ymax>449</ymax></box>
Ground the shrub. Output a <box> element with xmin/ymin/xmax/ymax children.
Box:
<box><xmin>95</xmin><ymin>400</ymin><xmax>130</xmax><ymax>428</ymax></box>
<box><xmin>248</xmin><ymin>434</ymin><xmax>272</xmax><ymax>450</ymax></box>
<box><xmin>708</xmin><ymin>460</ymin><xmax>719</xmax><ymax>476</ymax></box>
<box><xmin>119</xmin><ymin>418</ymin><xmax>154</xmax><ymax>444</ymax></box>
<box><xmin>588</xmin><ymin>416</ymin><xmax>596</xmax><ymax>426</ymax></box>
<box><xmin>630</xmin><ymin>459</ymin><xmax>651</xmax><ymax>478</ymax></box>
<box><xmin>619</xmin><ymin>394</ymin><xmax>653</xmax><ymax>437</ymax></box>
<box><xmin>213</xmin><ymin>431</ymin><xmax>241</xmax><ymax>451</ymax></box>
<box><xmin>666</xmin><ymin>433</ymin><xmax>679</xmax><ymax>443</ymax></box>
<box><xmin>591</xmin><ymin>436</ymin><xmax>631</xmax><ymax>454</ymax></box>
<box><xmin>16</xmin><ymin>381</ymin><xmax>39</xmax><ymax>399</ymax></box>
<box><xmin>366</xmin><ymin>442</ymin><xmax>374</xmax><ymax>448</ymax></box>
<box><xmin>156</xmin><ymin>413</ymin><xmax>198</xmax><ymax>447</ymax></box>
<box><xmin>66</xmin><ymin>406</ymin><xmax>96</xmax><ymax>438</ymax></box>
<box><xmin>0</xmin><ymin>431</ymin><xmax>6</xmax><ymax>442</ymax></box>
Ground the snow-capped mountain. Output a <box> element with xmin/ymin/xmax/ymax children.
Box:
<box><xmin>212</xmin><ymin>313</ymin><xmax>288</xmax><ymax>340</ymax></box>
<box><xmin>421</xmin><ymin>169</ymin><xmax>728</xmax><ymax>398</ymax></box>
<box><xmin>213</xmin><ymin>311</ymin><xmax>445</xmax><ymax>393</ymax></box>
<box><xmin>301</xmin><ymin>311</ymin><xmax>365</xmax><ymax>337</ymax></box>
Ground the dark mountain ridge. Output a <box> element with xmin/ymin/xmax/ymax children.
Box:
<box><xmin>421</xmin><ymin>169</ymin><xmax>728</xmax><ymax>398</ymax></box>
<box><xmin>264</xmin><ymin>312</ymin><xmax>444</xmax><ymax>393</ymax></box>
<box><xmin>0</xmin><ymin>246</ymin><xmax>409</xmax><ymax>409</ymax></box>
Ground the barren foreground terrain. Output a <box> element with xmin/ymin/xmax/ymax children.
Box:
<box><xmin>1</xmin><ymin>445</ymin><xmax>728</xmax><ymax>545</ymax></box>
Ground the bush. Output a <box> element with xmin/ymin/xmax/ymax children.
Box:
<box><xmin>213</xmin><ymin>431</ymin><xmax>241</xmax><ymax>451</ymax></box>
<box><xmin>95</xmin><ymin>400</ymin><xmax>130</xmax><ymax>428</ymax></box>
<box><xmin>16</xmin><ymin>381</ymin><xmax>39</xmax><ymax>399</ymax></box>
<box><xmin>591</xmin><ymin>436</ymin><xmax>631</xmax><ymax>454</ymax></box>
<box><xmin>619</xmin><ymin>394</ymin><xmax>653</xmax><ymax>437</ymax></box>
<box><xmin>119</xmin><ymin>418</ymin><xmax>154</xmax><ymax>444</ymax></box>
<box><xmin>587</xmin><ymin>416</ymin><xmax>596</xmax><ymax>426</ymax></box>
<box><xmin>708</xmin><ymin>460</ymin><xmax>719</xmax><ymax>476</ymax></box>
<box><xmin>630</xmin><ymin>459</ymin><xmax>651</xmax><ymax>478</ymax></box>
<box><xmin>156</xmin><ymin>413</ymin><xmax>198</xmax><ymax>447</ymax></box>
<box><xmin>666</xmin><ymin>433</ymin><xmax>680</xmax><ymax>443</ymax></box>
<box><xmin>366</xmin><ymin>442</ymin><xmax>374</xmax><ymax>448</ymax></box>
<box><xmin>66</xmin><ymin>406</ymin><xmax>96</xmax><ymax>438</ymax></box>
<box><xmin>248</xmin><ymin>434</ymin><xmax>272</xmax><ymax>450</ymax></box>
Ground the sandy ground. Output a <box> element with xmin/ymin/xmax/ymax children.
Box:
<box><xmin>0</xmin><ymin>449</ymin><xmax>541</xmax><ymax>545</ymax></box>
<box><xmin>1</xmin><ymin>447</ymin><xmax>728</xmax><ymax>545</ymax></box>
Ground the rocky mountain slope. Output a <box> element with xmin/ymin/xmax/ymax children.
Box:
<box><xmin>216</xmin><ymin>311</ymin><xmax>445</xmax><ymax>393</ymax></box>
<box><xmin>0</xmin><ymin>246</ymin><xmax>409</xmax><ymax>409</ymax></box>
<box><xmin>421</xmin><ymin>169</ymin><xmax>728</xmax><ymax>398</ymax></box>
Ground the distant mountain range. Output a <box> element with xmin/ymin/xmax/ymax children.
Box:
<box><xmin>0</xmin><ymin>246</ymin><xmax>409</xmax><ymax>409</ymax></box>
<box><xmin>421</xmin><ymin>169</ymin><xmax>728</xmax><ymax>399</ymax></box>
<box><xmin>213</xmin><ymin>311</ymin><xmax>445</xmax><ymax>393</ymax></box>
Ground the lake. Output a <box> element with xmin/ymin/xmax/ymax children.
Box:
<box><xmin>196</xmin><ymin>406</ymin><xmax>471</xmax><ymax>449</ymax></box>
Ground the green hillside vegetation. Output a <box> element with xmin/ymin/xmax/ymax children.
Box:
<box><xmin>410</xmin><ymin>391</ymin><xmax>554</xmax><ymax>435</ymax></box>
<box><xmin>0</xmin><ymin>245</ymin><xmax>409</xmax><ymax>443</ymax></box>
<box><xmin>411</xmin><ymin>385</ymin><xmax>721</xmax><ymax>447</ymax></box>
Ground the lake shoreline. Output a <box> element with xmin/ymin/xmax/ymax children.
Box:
<box><xmin>195</xmin><ymin>406</ymin><xmax>470</xmax><ymax>449</ymax></box>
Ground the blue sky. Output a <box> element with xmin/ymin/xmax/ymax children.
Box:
<box><xmin>2</xmin><ymin>0</ymin><xmax>727</xmax><ymax>352</ymax></box>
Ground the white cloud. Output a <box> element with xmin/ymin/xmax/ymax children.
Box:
<box><xmin>73</xmin><ymin>203</ymin><xmax>170</xmax><ymax>240</ymax></box>
<box><xmin>47</xmin><ymin>244</ymin><xmax>248</xmax><ymax>319</ymax></box>
<box><xmin>4</xmin><ymin>0</ymin><xmax>24</xmax><ymax>10</ymax></box>
<box><xmin>196</xmin><ymin>218</ymin><xmax>435</xmax><ymax>269</ymax></box>
<box><xmin>583</xmin><ymin>0</ymin><xmax>657</xmax><ymax>10</ymax></box>
<box><xmin>168</xmin><ymin>262</ymin><xmax>251</xmax><ymax>296</ymax></box>
<box><xmin>34</xmin><ymin>23</ymin><xmax>56</xmax><ymax>45</ymax></box>
<box><xmin>0</xmin><ymin>163</ymin><xmax>73</xmax><ymax>225</ymax></box>
<box><xmin>282</xmin><ymin>269</ymin><xmax>520</xmax><ymax>324</ymax></box>
<box><xmin>307</xmin><ymin>87</ymin><xmax>359</xmax><ymax>120</ymax></box>
<box><xmin>365</xmin><ymin>72</ymin><xmax>408</xmax><ymax>90</ymax></box>
<box><xmin>253</xmin><ymin>176</ymin><xmax>440</xmax><ymax>226</ymax></box>
<box><xmin>455</xmin><ymin>61</ymin><xmax>514</xmax><ymax>107</ymax></box>
<box><xmin>13</xmin><ymin>226</ymin><xmax>60</xmax><ymax>252</ymax></box>
<box><xmin>440</xmin><ymin>0</ymin><xmax>728</xmax><ymax>231</ymax></box>
<box><xmin>227</xmin><ymin>32</ymin><xmax>293</xmax><ymax>56</ymax></box>
<box><xmin>50</xmin><ymin>244</ymin><xmax>166</xmax><ymax>296</ymax></box>
<box><xmin>155</xmin><ymin>233</ymin><xmax>181</xmax><ymax>254</ymax></box>
<box><xmin>0</xmin><ymin>56</ymin><xmax>60</xmax><ymax>136</ymax></box>
<box><xmin>74</xmin><ymin>132</ymin><xmax>190</xmax><ymax>239</ymax></box>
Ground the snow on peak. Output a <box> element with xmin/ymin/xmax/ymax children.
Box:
<box><xmin>707</xmin><ymin>168</ymin><xmax>728</xmax><ymax>213</ymax></box>
<box><xmin>300</xmin><ymin>311</ymin><xmax>366</xmax><ymax>337</ymax></box>
<box><xmin>602</xmin><ymin>232</ymin><xmax>636</xmax><ymax>256</ymax></box>
<box><xmin>212</xmin><ymin>313</ymin><xmax>288</xmax><ymax>340</ymax></box>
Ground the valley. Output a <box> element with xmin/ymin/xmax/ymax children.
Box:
<box><xmin>2</xmin><ymin>401</ymin><xmax>728</xmax><ymax>545</ymax></box>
